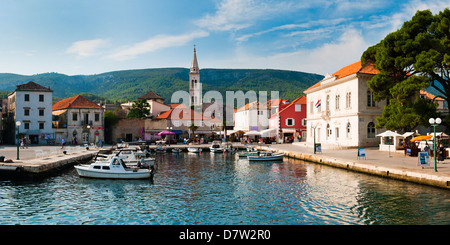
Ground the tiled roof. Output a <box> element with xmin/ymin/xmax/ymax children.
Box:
<box><xmin>52</xmin><ymin>95</ymin><xmax>103</xmax><ymax>111</ymax></box>
<box><xmin>156</xmin><ymin>107</ymin><xmax>218</xmax><ymax>121</ymax></box>
<box><xmin>138</xmin><ymin>90</ymin><xmax>164</xmax><ymax>101</ymax></box>
<box><xmin>332</xmin><ymin>60</ymin><xmax>378</xmax><ymax>79</ymax></box>
<box><xmin>420</xmin><ymin>90</ymin><xmax>445</xmax><ymax>101</ymax></box>
<box><xmin>14</xmin><ymin>81</ymin><xmax>53</xmax><ymax>93</ymax></box>
<box><xmin>270</xmin><ymin>95</ymin><xmax>306</xmax><ymax>118</ymax></box>
<box><xmin>305</xmin><ymin>61</ymin><xmax>379</xmax><ymax>92</ymax></box>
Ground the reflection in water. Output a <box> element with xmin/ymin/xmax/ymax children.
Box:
<box><xmin>0</xmin><ymin>152</ymin><xmax>449</xmax><ymax>225</ymax></box>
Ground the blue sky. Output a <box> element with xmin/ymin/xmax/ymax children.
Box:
<box><xmin>0</xmin><ymin>0</ymin><xmax>448</xmax><ymax>76</ymax></box>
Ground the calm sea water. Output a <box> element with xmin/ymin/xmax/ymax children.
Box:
<box><xmin>0</xmin><ymin>152</ymin><xmax>449</xmax><ymax>225</ymax></box>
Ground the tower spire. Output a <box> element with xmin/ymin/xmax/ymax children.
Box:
<box><xmin>190</xmin><ymin>46</ymin><xmax>199</xmax><ymax>73</ymax></box>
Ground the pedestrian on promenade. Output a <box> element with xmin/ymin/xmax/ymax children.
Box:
<box><xmin>61</xmin><ymin>137</ymin><xmax>66</xmax><ymax>149</ymax></box>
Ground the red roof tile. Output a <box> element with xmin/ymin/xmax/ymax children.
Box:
<box><xmin>52</xmin><ymin>95</ymin><xmax>103</xmax><ymax>111</ymax></box>
<box><xmin>305</xmin><ymin>61</ymin><xmax>378</xmax><ymax>92</ymax></box>
<box><xmin>14</xmin><ymin>81</ymin><xmax>53</xmax><ymax>93</ymax></box>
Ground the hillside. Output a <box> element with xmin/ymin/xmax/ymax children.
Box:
<box><xmin>0</xmin><ymin>68</ymin><xmax>324</xmax><ymax>103</ymax></box>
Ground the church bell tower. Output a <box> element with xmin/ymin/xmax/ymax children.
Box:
<box><xmin>189</xmin><ymin>47</ymin><xmax>202</xmax><ymax>108</ymax></box>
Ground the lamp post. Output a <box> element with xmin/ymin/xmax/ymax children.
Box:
<box><xmin>429</xmin><ymin>117</ymin><xmax>441</xmax><ymax>172</ymax></box>
<box><xmin>16</xmin><ymin>121</ymin><xmax>21</xmax><ymax>160</ymax></box>
<box><xmin>167</xmin><ymin>126</ymin><xmax>172</xmax><ymax>145</ymax></box>
<box><xmin>312</xmin><ymin>124</ymin><xmax>317</xmax><ymax>154</ymax></box>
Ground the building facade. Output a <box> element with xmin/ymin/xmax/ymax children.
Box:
<box><xmin>269</xmin><ymin>96</ymin><xmax>307</xmax><ymax>143</ymax></box>
<box><xmin>7</xmin><ymin>81</ymin><xmax>53</xmax><ymax>144</ymax></box>
<box><xmin>304</xmin><ymin>61</ymin><xmax>386</xmax><ymax>148</ymax></box>
<box><xmin>52</xmin><ymin>95</ymin><xmax>105</xmax><ymax>145</ymax></box>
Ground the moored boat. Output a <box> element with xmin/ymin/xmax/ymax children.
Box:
<box><xmin>209</xmin><ymin>140</ymin><xmax>224</xmax><ymax>153</ymax></box>
<box><xmin>238</xmin><ymin>145</ymin><xmax>259</xmax><ymax>157</ymax></box>
<box><xmin>187</xmin><ymin>147</ymin><xmax>202</xmax><ymax>153</ymax></box>
<box><xmin>172</xmin><ymin>148</ymin><xmax>183</xmax><ymax>153</ymax></box>
<box><xmin>247</xmin><ymin>151</ymin><xmax>284</xmax><ymax>161</ymax></box>
<box><xmin>95</xmin><ymin>148</ymin><xmax>154</xmax><ymax>167</ymax></box>
<box><xmin>75</xmin><ymin>156</ymin><xmax>154</xmax><ymax>179</ymax></box>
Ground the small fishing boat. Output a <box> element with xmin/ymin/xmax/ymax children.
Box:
<box><xmin>209</xmin><ymin>140</ymin><xmax>224</xmax><ymax>153</ymax></box>
<box><xmin>172</xmin><ymin>148</ymin><xmax>183</xmax><ymax>153</ymax></box>
<box><xmin>247</xmin><ymin>151</ymin><xmax>284</xmax><ymax>161</ymax></box>
<box><xmin>155</xmin><ymin>142</ymin><xmax>167</xmax><ymax>153</ymax></box>
<box><xmin>187</xmin><ymin>147</ymin><xmax>202</xmax><ymax>153</ymax></box>
<box><xmin>223</xmin><ymin>142</ymin><xmax>236</xmax><ymax>153</ymax></box>
<box><xmin>75</xmin><ymin>156</ymin><xmax>154</xmax><ymax>179</ymax></box>
<box><xmin>238</xmin><ymin>145</ymin><xmax>259</xmax><ymax>157</ymax></box>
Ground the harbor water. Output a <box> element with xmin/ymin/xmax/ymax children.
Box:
<box><xmin>0</xmin><ymin>152</ymin><xmax>449</xmax><ymax>225</ymax></box>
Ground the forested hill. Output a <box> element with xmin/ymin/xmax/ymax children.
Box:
<box><xmin>0</xmin><ymin>68</ymin><xmax>324</xmax><ymax>103</ymax></box>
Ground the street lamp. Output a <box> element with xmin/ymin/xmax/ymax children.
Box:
<box><xmin>166</xmin><ymin>126</ymin><xmax>172</xmax><ymax>145</ymax></box>
<box><xmin>16</xmin><ymin>121</ymin><xmax>21</xmax><ymax>160</ymax></box>
<box><xmin>429</xmin><ymin>117</ymin><xmax>442</xmax><ymax>172</ymax></box>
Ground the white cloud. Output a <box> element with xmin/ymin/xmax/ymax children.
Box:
<box><xmin>388</xmin><ymin>0</ymin><xmax>450</xmax><ymax>32</ymax></box>
<box><xmin>108</xmin><ymin>31</ymin><xmax>209</xmax><ymax>61</ymax></box>
<box><xmin>196</xmin><ymin>0</ymin><xmax>295</xmax><ymax>31</ymax></box>
<box><xmin>66</xmin><ymin>39</ymin><xmax>109</xmax><ymax>57</ymax></box>
<box><xmin>212</xmin><ymin>28</ymin><xmax>369</xmax><ymax>75</ymax></box>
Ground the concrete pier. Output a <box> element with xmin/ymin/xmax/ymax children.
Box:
<box><xmin>0</xmin><ymin>145</ymin><xmax>98</xmax><ymax>178</ymax></box>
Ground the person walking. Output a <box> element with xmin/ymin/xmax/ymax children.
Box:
<box><xmin>61</xmin><ymin>137</ymin><xmax>66</xmax><ymax>149</ymax></box>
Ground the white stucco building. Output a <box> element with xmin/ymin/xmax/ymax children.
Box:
<box><xmin>234</xmin><ymin>101</ymin><xmax>270</xmax><ymax>132</ymax></box>
<box><xmin>8</xmin><ymin>81</ymin><xmax>54</xmax><ymax>144</ymax></box>
<box><xmin>52</xmin><ymin>95</ymin><xmax>105</xmax><ymax>145</ymax></box>
<box><xmin>304</xmin><ymin>61</ymin><xmax>386</xmax><ymax>148</ymax></box>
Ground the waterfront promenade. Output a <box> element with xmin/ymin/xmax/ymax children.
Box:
<box><xmin>266</xmin><ymin>143</ymin><xmax>450</xmax><ymax>189</ymax></box>
<box><xmin>0</xmin><ymin>143</ymin><xmax>449</xmax><ymax>189</ymax></box>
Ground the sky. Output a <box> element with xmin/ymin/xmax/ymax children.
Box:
<box><xmin>0</xmin><ymin>0</ymin><xmax>448</xmax><ymax>76</ymax></box>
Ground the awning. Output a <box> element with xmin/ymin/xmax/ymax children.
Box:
<box><xmin>402</xmin><ymin>132</ymin><xmax>419</xmax><ymax>138</ymax></box>
<box><xmin>260</xmin><ymin>128</ymin><xmax>277</xmax><ymax>137</ymax></box>
<box><xmin>172</xmin><ymin>130</ymin><xmax>183</xmax><ymax>134</ymax></box>
<box><xmin>282</xmin><ymin>128</ymin><xmax>296</xmax><ymax>134</ymax></box>
<box><xmin>52</xmin><ymin>110</ymin><xmax>67</xmax><ymax>116</ymax></box>
<box><xmin>244</xmin><ymin>130</ymin><xmax>261</xmax><ymax>136</ymax></box>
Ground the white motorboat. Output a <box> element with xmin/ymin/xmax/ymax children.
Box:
<box><xmin>101</xmin><ymin>148</ymin><xmax>155</xmax><ymax>166</ymax></box>
<box><xmin>187</xmin><ymin>147</ymin><xmax>202</xmax><ymax>153</ymax></box>
<box><xmin>247</xmin><ymin>151</ymin><xmax>284</xmax><ymax>161</ymax></box>
<box><xmin>209</xmin><ymin>140</ymin><xmax>224</xmax><ymax>153</ymax></box>
<box><xmin>75</xmin><ymin>156</ymin><xmax>154</xmax><ymax>179</ymax></box>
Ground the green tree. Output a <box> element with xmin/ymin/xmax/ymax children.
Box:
<box><xmin>188</xmin><ymin>124</ymin><xmax>198</xmax><ymax>139</ymax></box>
<box><xmin>362</xmin><ymin>9</ymin><xmax>449</xmax><ymax>130</ymax></box>
<box><xmin>126</xmin><ymin>99</ymin><xmax>150</xmax><ymax>118</ymax></box>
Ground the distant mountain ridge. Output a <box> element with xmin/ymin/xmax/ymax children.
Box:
<box><xmin>0</xmin><ymin>68</ymin><xmax>324</xmax><ymax>103</ymax></box>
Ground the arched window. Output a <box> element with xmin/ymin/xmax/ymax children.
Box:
<box><xmin>346</xmin><ymin>122</ymin><xmax>351</xmax><ymax>138</ymax></box>
<box><xmin>367</xmin><ymin>122</ymin><xmax>375</xmax><ymax>138</ymax></box>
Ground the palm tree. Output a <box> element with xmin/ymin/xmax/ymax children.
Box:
<box><xmin>188</xmin><ymin>124</ymin><xmax>198</xmax><ymax>140</ymax></box>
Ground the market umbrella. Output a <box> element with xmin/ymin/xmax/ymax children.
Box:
<box><xmin>156</xmin><ymin>130</ymin><xmax>176</xmax><ymax>136</ymax></box>
<box><xmin>410</xmin><ymin>135</ymin><xmax>432</xmax><ymax>142</ymax></box>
